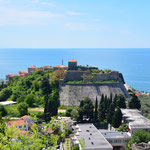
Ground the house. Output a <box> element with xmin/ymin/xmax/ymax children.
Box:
<box><xmin>6</xmin><ymin>74</ymin><xmax>21</xmax><ymax>82</ymax></box>
<box><xmin>7</xmin><ymin>119</ymin><xmax>28</xmax><ymax>131</ymax></box>
<box><xmin>19</xmin><ymin>70</ymin><xmax>28</xmax><ymax>75</ymax></box>
<box><xmin>53</xmin><ymin>65</ymin><xmax>68</xmax><ymax>71</ymax></box>
<box><xmin>28</xmin><ymin>66</ymin><xmax>37</xmax><ymax>74</ymax></box>
<box><xmin>7</xmin><ymin>115</ymin><xmax>34</xmax><ymax>131</ymax></box>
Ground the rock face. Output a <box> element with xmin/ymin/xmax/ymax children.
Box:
<box><xmin>59</xmin><ymin>83</ymin><xmax>130</xmax><ymax>106</ymax></box>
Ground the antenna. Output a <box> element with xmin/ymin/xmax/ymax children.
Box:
<box><xmin>62</xmin><ymin>59</ymin><xmax>64</xmax><ymax>65</ymax></box>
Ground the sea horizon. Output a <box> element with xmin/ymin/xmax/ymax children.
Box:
<box><xmin>0</xmin><ymin>48</ymin><xmax>150</xmax><ymax>92</ymax></box>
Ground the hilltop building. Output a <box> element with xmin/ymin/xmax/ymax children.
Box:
<box><xmin>28</xmin><ymin>66</ymin><xmax>37</xmax><ymax>74</ymax></box>
<box><xmin>68</xmin><ymin>59</ymin><xmax>78</xmax><ymax>70</ymax></box>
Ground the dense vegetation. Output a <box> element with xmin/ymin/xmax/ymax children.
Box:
<box><xmin>0</xmin><ymin>116</ymin><xmax>72</xmax><ymax>150</ymax></box>
<box><xmin>0</xmin><ymin>69</ymin><xmax>64</xmax><ymax>119</ymax></box>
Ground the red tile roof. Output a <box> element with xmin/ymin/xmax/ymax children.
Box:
<box><xmin>21</xmin><ymin>115</ymin><xmax>30</xmax><ymax>120</ymax></box>
<box><xmin>19</xmin><ymin>71</ymin><xmax>28</xmax><ymax>74</ymax></box>
<box><xmin>54</xmin><ymin>65</ymin><xmax>67</xmax><ymax>68</ymax></box>
<box><xmin>69</xmin><ymin>59</ymin><xmax>77</xmax><ymax>62</ymax></box>
<box><xmin>42</xmin><ymin>66</ymin><xmax>53</xmax><ymax>69</ymax></box>
<box><xmin>7</xmin><ymin>74</ymin><xmax>21</xmax><ymax>77</ymax></box>
<box><xmin>8</xmin><ymin>119</ymin><xmax>27</xmax><ymax>127</ymax></box>
<box><xmin>28</xmin><ymin>66</ymin><xmax>37</xmax><ymax>69</ymax></box>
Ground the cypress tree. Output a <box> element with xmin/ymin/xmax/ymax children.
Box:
<box><xmin>98</xmin><ymin>94</ymin><xmax>106</xmax><ymax>122</ymax></box>
<box><xmin>112</xmin><ymin>107</ymin><xmax>122</xmax><ymax>128</ymax></box>
<box><xmin>107</xmin><ymin>103</ymin><xmax>115</xmax><ymax>124</ymax></box>
<box><xmin>94</xmin><ymin>97</ymin><xmax>98</xmax><ymax>121</ymax></box>
<box><xmin>41</xmin><ymin>77</ymin><xmax>51</xmax><ymax>122</ymax></box>
<box><xmin>128</xmin><ymin>94</ymin><xmax>141</xmax><ymax>109</ymax></box>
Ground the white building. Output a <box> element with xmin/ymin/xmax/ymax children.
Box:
<box><xmin>72</xmin><ymin>124</ymin><xmax>113</xmax><ymax>150</ymax></box>
<box><xmin>121</xmin><ymin>109</ymin><xmax>150</xmax><ymax>135</ymax></box>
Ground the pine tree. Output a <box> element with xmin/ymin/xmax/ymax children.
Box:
<box><xmin>94</xmin><ymin>97</ymin><xmax>98</xmax><ymax>121</ymax></box>
<box><xmin>112</xmin><ymin>107</ymin><xmax>122</xmax><ymax>128</ymax></box>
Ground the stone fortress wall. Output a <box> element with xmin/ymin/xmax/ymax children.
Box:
<box><xmin>59</xmin><ymin>59</ymin><xmax>129</xmax><ymax>106</ymax></box>
<box><xmin>63</xmin><ymin>70</ymin><xmax>124</xmax><ymax>83</ymax></box>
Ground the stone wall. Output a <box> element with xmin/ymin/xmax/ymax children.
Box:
<box><xmin>59</xmin><ymin>83</ymin><xmax>130</xmax><ymax>106</ymax></box>
<box><xmin>63</xmin><ymin>71</ymin><xmax>122</xmax><ymax>82</ymax></box>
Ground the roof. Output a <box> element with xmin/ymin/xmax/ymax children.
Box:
<box><xmin>21</xmin><ymin>115</ymin><xmax>30</xmax><ymax>120</ymax></box>
<box><xmin>42</xmin><ymin>66</ymin><xmax>53</xmax><ymax>69</ymax></box>
<box><xmin>54</xmin><ymin>65</ymin><xmax>67</xmax><ymax>68</ymax></box>
<box><xmin>75</xmin><ymin>124</ymin><xmax>113</xmax><ymax>150</ymax></box>
<box><xmin>41</xmin><ymin>128</ymin><xmax>53</xmax><ymax>134</ymax></box>
<box><xmin>69</xmin><ymin>59</ymin><xmax>77</xmax><ymax>62</ymax></box>
<box><xmin>101</xmin><ymin>131</ymin><xmax>131</xmax><ymax>139</ymax></box>
<box><xmin>28</xmin><ymin>66</ymin><xmax>37</xmax><ymax>69</ymax></box>
<box><xmin>19</xmin><ymin>71</ymin><xmax>28</xmax><ymax>74</ymax></box>
<box><xmin>8</xmin><ymin>119</ymin><xmax>27</xmax><ymax>127</ymax></box>
<box><xmin>121</xmin><ymin>109</ymin><xmax>150</xmax><ymax>128</ymax></box>
<box><xmin>7</xmin><ymin>74</ymin><xmax>21</xmax><ymax>77</ymax></box>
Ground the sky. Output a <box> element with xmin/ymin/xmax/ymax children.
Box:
<box><xmin>0</xmin><ymin>0</ymin><xmax>150</xmax><ymax>48</ymax></box>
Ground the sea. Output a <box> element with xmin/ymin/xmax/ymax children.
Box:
<box><xmin>0</xmin><ymin>48</ymin><xmax>150</xmax><ymax>92</ymax></box>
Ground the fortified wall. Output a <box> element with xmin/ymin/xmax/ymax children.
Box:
<box><xmin>59</xmin><ymin>59</ymin><xmax>130</xmax><ymax>106</ymax></box>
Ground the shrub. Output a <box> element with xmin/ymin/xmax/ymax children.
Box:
<box><xmin>17</xmin><ymin>102</ymin><xmax>28</xmax><ymax>116</ymax></box>
<box><xmin>0</xmin><ymin>105</ymin><xmax>7</xmax><ymax>116</ymax></box>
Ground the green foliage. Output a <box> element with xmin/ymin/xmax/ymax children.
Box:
<box><xmin>0</xmin><ymin>88</ymin><xmax>12</xmax><ymax>101</ymax></box>
<box><xmin>128</xmin><ymin>94</ymin><xmax>141</xmax><ymax>109</ymax></box>
<box><xmin>112</xmin><ymin>107</ymin><xmax>122</xmax><ymax>128</ymax></box>
<box><xmin>116</xmin><ymin>124</ymin><xmax>128</xmax><ymax>132</ymax></box>
<box><xmin>82</xmin><ymin>74</ymin><xmax>94</xmax><ymax>82</ymax></box>
<box><xmin>72</xmin><ymin>145</ymin><xmax>80</xmax><ymax>150</ymax></box>
<box><xmin>0</xmin><ymin>105</ymin><xmax>7</xmax><ymax>117</ymax></box>
<box><xmin>115</xmin><ymin>94</ymin><xmax>126</xmax><ymax>108</ymax></box>
<box><xmin>71</xmin><ymin>108</ymin><xmax>79</xmax><ymax>121</ymax></box>
<box><xmin>66</xmin><ymin>108</ymin><xmax>73</xmax><ymax>117</ymax></box>
<box><xmin>128</xmin><ymin>129</ymin><xmax>150</xmax><ymax>149</ymax></box>
<box><xmin>17</xmin><ymin>102</ymin><xmax>28</xmax><ymax>116</ymax></box>
<box><xmin>138</xmin><ymin>95</ymin><xmax>150</xmax><ymax>117</ymax></box>
<box><xmin>78</xmin><ymin>97</ymin><xmax>94</xmax><ymax>122</ymax></box>
<box><xmin>94</xmin><ymin>97</ymin><xmax>98</xmax><ymax>121</ymax></box>
<box><xmin>25</xmin><ymin>93</ymin><xmax>35</xmax><ymax>107</ymax></box>
<box><xmin>67</xmin><ymin>80</ymin><xmax>117</xmax><ymax>84</ymax></box>
<box><xmin>98</xmin><ymin>94</ymin><xmax>106</xmax><ymax>122</ymax></box>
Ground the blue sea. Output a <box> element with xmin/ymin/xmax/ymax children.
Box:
<box><xmin>0</xmin><ymin>48</ymin><xmax>150</xmax><ymax>92</ymax></box>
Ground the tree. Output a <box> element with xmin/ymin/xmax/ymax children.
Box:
<box><xmin>112</xmin><ymin>107</ymin><xmax>122</xmax><ymax>128</ymax></box>
<box><xmin>107</xmin><ymin>103</ymin><xmax>115</xmax><ymax>124</ymax></box>
<box><xmin>128</xmin><ymin>94</ymin><xmax>141</xmax><ymax>109</ymax></box>
<box><xmin>0</xmin><ymin>88</ymin><xmax>12</xmax><ymax>101</ymax></box>
<box><xmin>17</xmin><ymin>102</ymin><xmax>28</xmax><ymax>116</ymax></box>
<box><xmin>128</xmin><ymin>129</ymin><xmax>150</xmax><ymax>149</ymax></box>
<box><xmin>116</xmin><ymin>94</ymin><xmax>126</xmax><ymax>108</ymax></box>
<box><xmin>47</xmin><ymin>88</ymin><xmax>59</xmax><ymax>120</ymax></box>
<box><xmin>82</xmin><ymin>74</ymin><xmax>94</xmax><ymax>82</ymax></box>
<box><xmin>71</xmin><ymin>108</ymin><xmax>79</xmax><ymax>121</ymax></box>
<box><xmin>40</xmin><ymin>76</ymin><xmax>51</xmax><ymax>122</ymax></box>
<box><xmin>25</xmin><ymin>93</ymin><xmax>35</xmax><ymax>107</ymax></box>
<box><xmin>98</xmin><ymin>94</ymin><xmax>106</xmax><ymax>122</ymax></box>
<box><xmin>117</xmin><ymin>124</ymin><xmax>128</xmax><ymax>132</ymax></box>
<box><xmin>0</xmin><ymin>105</ymin><xmax>7</xmax><ymax>117</ymax></box>
<box><xmin>94</xmin><ymin>97</ymin><xmax>98</xmax><ymax>121</ymax></box>
<box><xmin>78</xmin><ymin>97</ymin><xmax>94</xmax><ymax>122</ymax></box>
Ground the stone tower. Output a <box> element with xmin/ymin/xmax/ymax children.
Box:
<box><xmin>68</xmin><ymin>59</ymin><xmax>77</xmax><ymax>70</ymax></box>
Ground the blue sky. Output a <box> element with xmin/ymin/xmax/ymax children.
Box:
<box><xmin>0</xmin><ymin>0</ymin><xmax>150</xmax><ymax>48</ymax></box>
